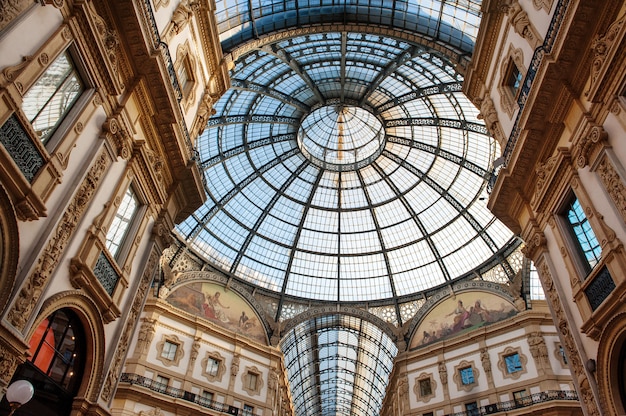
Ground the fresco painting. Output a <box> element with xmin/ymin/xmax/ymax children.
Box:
<box><xmin>166</xmin><ymin>282</ymin><xmax>267</xmax><ymax>344</ymax></box>
<box><xmin>410</xmin><ymin>291</ymin><xmax>518</xmax><ymax>349</ymax></box>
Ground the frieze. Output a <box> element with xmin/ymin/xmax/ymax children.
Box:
<box><xmin>7</xmin><ymin>149</ymin><xmax>111</xmax><ymax>332</ymax></box>
<box><xmin>0</xmin><ymin>0</ymin><xmax>33</xmax><ymax>33</ymax></box>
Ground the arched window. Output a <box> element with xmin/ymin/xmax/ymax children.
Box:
<box><xmin>28</xmin><ymin>309</ymin><xmax>85</xmax><ymax>393</ymax></box>
<box><xmin>0</xmin><ymin>309</ymin><xmax>87</xmax><ymax>416</ymax></box>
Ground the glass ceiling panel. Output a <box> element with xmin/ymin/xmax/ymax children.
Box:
<box><xmin>179</xmin><ymin>27</ymin><xmax>517</xmax><ymax>315</ymax></box>
<box><xmin>214</xmin><ymin>0</ymin><xmax>481</xmax><ymax>54</ymax></box>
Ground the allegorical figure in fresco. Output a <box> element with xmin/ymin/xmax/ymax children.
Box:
<box><xmin>203</xmin><ymin>291</ymin><xmax>230</xmax><ymax>322</ymax></box>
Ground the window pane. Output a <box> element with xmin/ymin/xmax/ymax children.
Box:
<box><xmin>419</xmin><ymin>379</ymin><xmax>432</xmax><ymax>396</ymax></box>
<box><xmin>505</xmin><ymin>353</ymin><xmax>522</xmax><ymax>373</ymax></box>
<box><xmin>207</xmin><ymin>357</ymin><xmax>220</xmax><ymax>376</ymax></box>
<box><xmin>162</xmin><ymin>341</ymin><xmax>177</xmax><ymax>360</ymax></box>
<box><xmin>566</xmin><ymin>198</ymin><xmax>601</xmax><ymax>271</ymax></box>
<box><xmin>22</xmin><ymin>51</ymin><xmax>84</xmax><ymax>143</ymax></box>
<box><xmin>106</xmin><ymin>186</ymin><xmax>139</xmax><ymax>259</ymax></box>
<box><xmin>460</xmin><ymin>367</ymin><xmax>474</xmax><ymax>384</ymax></box>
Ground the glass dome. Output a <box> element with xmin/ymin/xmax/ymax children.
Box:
<box><xmin>176</xmin><ymin>31</ymin><xmax>515</xmax><ymax>304</ymax></box>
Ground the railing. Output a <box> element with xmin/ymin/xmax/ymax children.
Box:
<box><xmin>445</xmin><ymin>390</ymin><xmax>579</xmax><ymax>416</ymax></box>
<box><xmin>120</xmin><ymin>373</ymin><xmax>242</xmax><ymax>414</ymax></box>
<box><xmin>489</xmin><ymin>0</ymin><xmax>570</xmax><ymax>190</ymax></box>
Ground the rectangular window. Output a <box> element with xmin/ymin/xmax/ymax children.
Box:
<box><xmin>459</xmin><ymin>367</ymin><xmax>474</xmax><ymax>385</ymax></box>
<box><xmin>161</xmin><ymin>341</ymin><xmax>178</xmax><ymax>360</ymax></box>
<box><xmin>207</xmin><ymin>357</ymin><xmax>220</xmax><ymax>376</ymax></box>
<box><xmin>21</xmin><ymin>50</ymin><xmax>84</xmax><ymax>144</ymax></box>
<box><xmin>504</xmin><ymin>353</ymin><xmax>523</xmax><ymax>373</ymax></box>
<box><xmin>176</xmin><ymin>58</ymin><xmax>193</xmax><ymax>98</ymax></box>
<box><xmin>105</xmin><ymin>186</ymin><xmax>139</xmax><ymax>260</ymax></box>
<box><xmin>559</xmin><ymin>345</ymin><xmax>568</xmax><ymax>365</ymax></box>
<box><xmin>155</xmin><ymin>375</ymin><xmax>169</xmax><ymax>393</ymax></box>
<box><xmin>514</xmin><ymin>389</ymin><xmax>528</xmax><ymax>406</ymax></box>
<box><xmin>505</xmin><ymin>60</ymin><xmax>523</xmax><ymax>98</ymax></box>
<box><xmin>465</xmin><ymin>402</ymin><xmax>479</xmax><ymax>416</ymax></box>
<box><xmin>243</xmin><ymin>404</ymin><xmax>254</xmax><ymax>416</ymax></box>
<box><xmin>419</xmin><ymin>378</ymin><xmax>432</xmax><ymax>397</ymax></box>
<box><xmin>564</xmin><ymin>197</ymin><xmax>601</xmax><ymax>274</ymax></box>
<box><xmin>201</xmin><ymin>390</ymin><xmax>214</xmax><ymax>403</ymax></box>
<box><xmin>246</xmin><ymin>372</ymin><xmax>258</xmax><ymax>391</ymax></box>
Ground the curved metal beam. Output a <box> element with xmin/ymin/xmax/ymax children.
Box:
<box><xmin>383</xmin><ymin>151</ymin><xmax>500</xmax><ymax>252</ymax></box>
<box><xmin>386</xmin><ymin>135</ymin><xmax>490</xmax><ymax>179</ymax></box>
<box><xmin>207</xmin><ymin>114</ymin><xmax>299</xmax><ymax>127</ymax></box>
<box><xmin>231</xmin><ymin>78</ymin><xmax>311</xmax><ymax>112</ymax></box>
<box><xmin>384</xmin><ymin>117</ymin><xmax>489</xmax><ymax>135</ymax></box>
<box><xmin>371</xmin><ymin>161</ymin><xmax>452</xmax><ymax>282</ymax></box>
<box><xmin>200</xmin><ymin>133</ymin><xmax>295</xmax><ymax>169</ymax></box>
<box><xmin>376</xmin><ymin>81</ymin><xmax>463</xmax><ymax>112</ymax></box>
<box><xmin>262</xmin><ymin>43</ymin><xmax>326</xmax><ymax>103</ymax></box>
<box><xmin>359</xmin><ymin>45</ymin><xmax>423</xmax><ymax>106</ymax></box>
<box><xmin>184</xmin><ymin>147</ymin><xmax>301</xmax><ymax>241</ymax></box>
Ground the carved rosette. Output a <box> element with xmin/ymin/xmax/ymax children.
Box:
<box><xmin>7</xmin><ymin>149</ymin><xmax>111</xmax><ymax>332</ymax></box>
<box><xmin>101</xmin><ymin>247</ymin><xmax>159</xmax><ymax>402</ymax></box>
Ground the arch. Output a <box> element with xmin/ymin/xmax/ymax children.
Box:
<box><xmin>29</xmin><ymin>290</ymin><xmax>106</xmax><ymax>403</ymax></box>
<box><xmin>281</xmin><ymin>306</ymin><xmax>397</xmax><ymax>343</ymax></box>
<box><xmin>0</xmin><ymin>182</ymin><xmax>19</xmax><ymax>315</ymax></box>
<box><xmin>407</xmin><ymin>283</ymin><xmax>519</xmax><ymax>350</ymax></box>
<box><xmin>226</xmin><ymin>24</ymin><xmax>473</xmax><ymax>71</ymax></box>
<box><xmin>597</xmin><ymin>311</ymin><xmax>626</xmax><ymax>416</ymax></box>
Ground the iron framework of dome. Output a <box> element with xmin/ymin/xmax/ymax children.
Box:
<box><xmin>177</xmin><ymin>30</ymin><xmax>516</xmax><ymax>304</ymax></box>
<box><xmin>174</xmin><ymin>2</ymin><xmax>523</xmax><ymax>415</ymax></box>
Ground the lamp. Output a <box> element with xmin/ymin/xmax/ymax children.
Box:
<box><xmin>5</xmin><ymin>380</ymin><xmax>34</xmax><ymax>416</ymax></box>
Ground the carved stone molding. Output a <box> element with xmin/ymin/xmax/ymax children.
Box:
<box><xmin>101</xmin><ymin>246</ymin><xmax>159</xmax><ymax>402</ymax></box>
<box><xmin>595</xmin><ymin>153</ymin><xmax>626</xmax><ymax>224</ymax></box>
<box><xmin>413</xmin><ymin>373</ymin><xmax>437</xmax><ymax>403</ymax></box>
<box><xmin>505</xmin><ymin>1</ymin><xmax>543</xmax><ymax>49</ymax></box>
<box><xmin>497</xmin><ymin>346</ymin><xmax>529</xmax><ymax>380</ymax></box>
<box><xmin>587</xmin><ymin>12</ymin><xmax>626</xmax><ymax>100</ymax></box>
<box><xmin>532</xmin><ymin>0</ymin><xmax>554</xmax><ymax>12</ymax></box>
<box><xmin>82</xmin><ymin>1</ymin><xmax>125</xmax><ymax>93</ymax></box>
<box><xmin>0</xmin><ymin>343</ymin><xmax>19</xmax><ymax>386</ymax></box>
<box><xmin>155</xmin><ymin>333</ymin><xmax>185</xmax><ymax>367</ymax></box>
<box><xmin>102</xmin><ymin>116</ymin><xmax>132</xmax><ymax>160</ymax></box>
<box><xmin>7</xmin><ymin>149</ymin><xmax>111</xmax><ymax>332</ymax></box>
<box><xmin>135</xmin><ymin>318</ymin><xmax>156</xmax><ymax>356</ymax></box>
<box><xmin>536</xmin><ymin>259</ymin><xmax>602</xmax><ymax>416</ymax></box>
<box><xmin>575</xmin><ymin>125</ymin><xmax>608</xmax><ymax>168</ymax></box>
<box><xmin>0</xmin><ymin>1</ymin><xmax>34</xmax><ymax>33</ymax></box>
